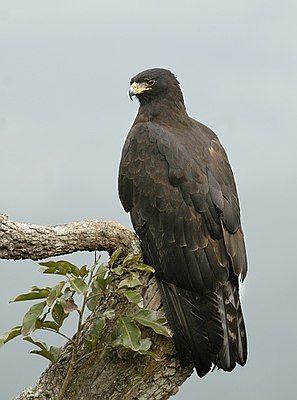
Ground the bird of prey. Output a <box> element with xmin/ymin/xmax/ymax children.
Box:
<box><xmin>118</xmin><ymin>68</ymin><xmax>248</xmax><ymax>377</ymax></box>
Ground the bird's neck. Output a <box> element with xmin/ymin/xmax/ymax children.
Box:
<box><xmin>135</xmin><ymin>97</ymin><xmax>190</xmax><ymax>127</ymax></box>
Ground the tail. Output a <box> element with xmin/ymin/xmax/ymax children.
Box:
<box><xmin>215</xmin><ymin>280</ymin><xmax>247</xmax><ymax>370</ymax></box>
<box><xmin>158</xmin><ymin>279</ymin><xmax>247</xmax><ymax>377</ymax></box>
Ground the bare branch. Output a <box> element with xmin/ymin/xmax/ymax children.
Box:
<box><xmin>0</xmin><ymin>214</ymin><xmax>141</xmax><ymax>260</ymax></box>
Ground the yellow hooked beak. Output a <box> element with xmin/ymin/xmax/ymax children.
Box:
<box><xmin>129</xmin><ymin>81</ymin><xmax>153</xmax><ymax>99</ymax></box>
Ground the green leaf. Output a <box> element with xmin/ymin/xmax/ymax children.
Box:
<box><xmin>96</xmin><ymin>262</ymin><xmax>108</xmax><ymax>278</ymax></box>
<box><xmin>94</xmin><ymin>317</ymin><xmax>106</xmax><ymax>338</ymax></box>
<box><xmin>61</xmin><ymin>261</ymin><xmax>81</xmax><ymax>277</ymax></box>
<box><xmin>133</xmin><ymin>310</ymin><xmax>171</xmax><ymax>337</ymax></box>
<box><xmin>86</xmin><ymin>281</ymin><xmax>102</xmax><ymax>311</ymax></box>
<box><xmin>49</xmin><ymin>345</ymin><xmax>62</xmax><ymax>362</ymax></box>
<box><xmin>58</xmin><ymin>287</ymin><xmax>73</xmax><ymax>303</ymax></box>
<box><xmin>123</xmin><ymin>290</ymin><xmax>143</xmax><ymax>305</ymax></box>
<box><xmin>79</xmin><ymin>265</ymin><xmax>89</xmax><ymax>278</ymax></box>
<box><xmin>111</xmin><ymin>325</ymin><xmax>122</xmax><ymax>346</ymax></box>
<box><xmin>58</xmin><ymin>260</ymin><xmax>81</xmax><ymax>276</ymax></box>
<box><xmin>103</xmin><ymin>308</ymin><xmax>115</xmax><ymax>319</ymax></box>
<box><xmin>84</xmin><ymin>317</ymin><xmax>106</xmax><ymax>350</ymax></box>
<box><xmin>46</xmin><ymin>281</ymin><xmax>66</xmax><ymax>307</ymax></box>
<box><xmin>24</xmin><ymin>338</ymin><xmax>61</xmax><ymax>362</ymax></box>
<box><xmin>111</xmin><ymin>265</ymin><xmax>124</xmax><ymax>276</ymax></box>
<box><xmin>56</xmin><ymin>288</ymin><xmax>77</xmax><ymax>312</ymax></box>
<box><xmin>83</xmin><ymin>338</ymin><xmax>94</xmax><ymax>350</ymax></box>
<box><xmin>39</xmin><ymin>263</ymin><xmax>67</xmax><ymax>276</ymax></box>
<box><xmin>122</xmin><ymin>254</ymin><xmax>142</xmax><ymax>267</ymax></box>
<box><xmin>118</xmin><ymin>276</ymin><xmax>142</xmax><ymax>289</ymax></box>
<box><xmin>109</xmin><ymin>248</ymin><xmax>122</xmax><ymax>267</ymax></box>
<box><xmin>10</xmin><ymin>287</ymin><xmax>50</xmax><ymax>303</ymax></box>
<box><xmin>22</xmin><ymin>301</ymin><xmax>47</xmax><ymax>336</ymax></box>
<box><xmin>92</xmin><ymin>263</ymin><xmax>113</xmax><ymax>292</ymax></box>
<box><xmin>51</xmin><ymin>303</ymin><xmax>68</xmax><ymax>326</ymax></box>
<box><xmin>138</xmin><ymin>349</ymin><xmax>162</xmax><ymax>361</ymax></box>
<box><xmin>23</xmin><ymin>336</ymin><xmax>48</xmax><ymax>351</ymax></box>
<box><xmin>95</xmin><ymin>274</ymin><xmax>113</xmax><ymax>292</ymax></box>
<box><xmin>131</xmin><ymin>263</ymin><xmax>155</xmax><ymax>273</ymax></box>
<box><xmin>35</xmin><ymin>320</ymin><xmax>60</xmax><ymax>332</ymax></box>
<box><xmin>118</xmin><ymin>316</ymin><xmax>141</xmax><ymax>351</ymax></box>
<box><xmin>40</xmin><ymin>260</ymin><xmax>81</xmax><ymax>277</ymax></box>
<box><xmin>69</xmin><ymin>278</ymin><xmax>88</xmax><ymax>295</ymax></box>
<box><xmin>30</xmin><ymin>349</ymin><xmax>55</xmax><ymax>362</ymax></box>
<box><xmin>86</xmin><ymin>294</ymin><xmax>100</xmax><ymax>312</ymax></box>
<box><xmin>0</xmin><ymin>326</ymin><xmax>22</xmax><ymax>348</ymax></box>
<box><xmin>139</xmin><ymin>337</ymin><xmax>152</xmax><ymax>351</ymax></box>
<box><xmin>88</xmin><ymin>317</ymin><xmax>106</xmax><ymax>341</ymax></box>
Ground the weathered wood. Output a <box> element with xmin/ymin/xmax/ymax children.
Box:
<box><xmin>0</xmin><ymin>214</ymin><xmax>141</xmax><ymax>260</ymax></box>
<box><xmin>0</xmin><ymin>215</ymin><xmax>193</xmax><ymax>399</ymax></box>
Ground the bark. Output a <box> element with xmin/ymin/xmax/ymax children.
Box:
<box><xmin>0</xmin><ymin>214</ymin><xmax>141</xmax><ymax>260</ymax></box>
<box><xmin>0</xmin><ymin>215</ymin><xmax>193</xmax><ymax>399</ymax></box>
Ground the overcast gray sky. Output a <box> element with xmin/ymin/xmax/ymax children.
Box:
<box><xmin>1</xmin><ymin>1</ymin><xmax>296</xmax><ymax>399</ymax></box>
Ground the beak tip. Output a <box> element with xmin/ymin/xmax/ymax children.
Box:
<box><xmin>128</xmin><ymin>87</ymin><xmax>135</xmax><ymax>101</ymax></box>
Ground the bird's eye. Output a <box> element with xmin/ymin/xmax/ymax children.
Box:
<box><xmin>146</xmin><ymin>79</ymin><xmax>155</xmax><ymax>86</ymax></box>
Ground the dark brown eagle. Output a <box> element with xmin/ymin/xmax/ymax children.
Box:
<box><xmin>118</xmin><ymin>68</ymin><xmax>248</xmax><ymax>377</ymax></box>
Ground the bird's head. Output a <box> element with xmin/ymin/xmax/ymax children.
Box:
<box><xmin>129</xmin><ymin>68</ymin><xmax>184</xmax><ymax>105</ymax></box>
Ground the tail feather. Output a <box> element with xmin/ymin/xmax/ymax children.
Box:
<box><xmin>158</xmin><ymin>280</ymin><xmax>212</xmax><ymax>376</ymax></box>
<box><xmin>158</xmin><ymin>280</ymin><xmax>223</xmax><ymax>377</ymax></box>
<box><xmin>236</xmin><ymin>301</ymin><xmax>248</xmax><ymax>365</ymax></box>
<box><xmin>157</xmin><ymin>278</ymin><xmax>247</xmax><ymax>377</ymax></box>
<box><xmin>216</xmin><ymin>282</ymin><xmax>247</xmax><ymax>370</ymax></box>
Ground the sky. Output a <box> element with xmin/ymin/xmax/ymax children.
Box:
<box><xmin>1</xmin><ymin>0</ymin><xmax>296</xmax><ymax>398</ymax></box>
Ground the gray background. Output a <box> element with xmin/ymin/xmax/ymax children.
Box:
<box><xmin>1</xmin><ymin>0</ymin><xmax>296</xmax><ymax>399</ymax></box>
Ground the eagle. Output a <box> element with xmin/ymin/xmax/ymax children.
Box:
<box><xmin>118</xmin><ymin>68</ymin><xmax>247</xmax><ymax>377</ymax></box>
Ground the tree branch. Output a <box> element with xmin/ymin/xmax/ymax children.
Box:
<box><xmin>14</xmin><ymin>274</ymin><xmax>192</xmax><ymax>400</ymax></box>
<box><xmin>0</xmin><ymin>214</ymin><xmax>141</xmax><ymax>260</ymax></box>
<box><xmin>0</xmin><ymin>214</ymin><xmax>193</xmax><ymax>399</ymax></box>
